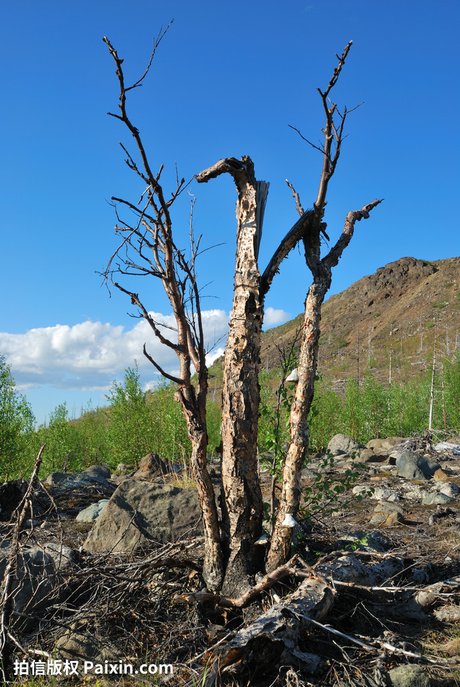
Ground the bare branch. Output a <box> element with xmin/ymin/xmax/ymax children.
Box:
<box><xmin>142</xmin><ymin>344</ymin><xmax>185</xmax><ymax>385</ymax></box>
<box><xmin>320</xmin><ymin>40</ymin><xmax>353</xmax><ymax>101</ymax></box>
<box><xmin>288</xmin><ymin>124</ymin><xmax>326</xmax><ymax>157</ymax></box>
<box><xmin>323</xmin><ymin>198</ymin><xmax>383</xmax><ymax>269</ymax></box>
<box><xmin>125</xmin><ymin>21</ymin><xmax>173</xmax><ymax>92</ymax></box>
<box><xmin>285</xmin><ymin>179</ymin><xmax>305</xmax><ymax>217</ymax></box>
<box><xmin>195</xmin><ymin>156</ymin><xmax>251</xmax><ymax>187</ymax></box>
<box><xmin>261</xmin><ymin>209</ymin><xmax>316</xmax><ymax>297</ymax></box>
<box><xmin>314</xmin><ymin>41</ymin><xmax>353</xmax><ymax>211</ymax></box>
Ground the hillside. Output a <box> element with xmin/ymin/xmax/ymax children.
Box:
<box><xmin>231</xmin><ymin>256</ymin><xmax>460</xmax><ymax>389</ymax></box>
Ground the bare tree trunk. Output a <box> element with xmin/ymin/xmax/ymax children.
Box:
<box><xmin>220</xmin><ymin>182</ymin><xmax>263</xmax><ymax>594</ymax></box>
<box><xmin>189</xmin><ymin>427</ymin><xmax>223</xmax><ymax>591</ymax></box>
<box><xmin>176</xmin><ymin>362</ymin><xmax>224</xmax><ymax>591</ymax></box>
<box><xmin>197</xmin><ymin>158</ymin><xmax>268</xmax><ymax>594</ymax></box>
<box><xmin>266</xmin><ymin>272</ymin><xmax>330</xmax><ymax>571</ymax></box>
<box><xmin>267</xmin><ymin>201</ymin><xmax>382</xmax><ymax>571</ymax></box>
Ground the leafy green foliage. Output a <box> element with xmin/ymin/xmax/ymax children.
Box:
<box><xmin>300</xmin><ymin>451</ymin><xmax>371</xmax><ymax>520</ymax></box>
<box><xmin>0</xmin><ymin>356</ymin><xmax>35</xmax><ymax>479</ymax></box>
<box><xmin>39</xmin><ymin>403</ymin><xmax>82</xmax><ymax>474</ymax></box>
<box><xmin>8</xmin><ymin>351</ymin><xmax>460</xmax><ymax>481</ymax></box>
<box><xmin>105</xmin><ymin>366</ymin><xmax>157</xmax><ymax>469</ymax></box>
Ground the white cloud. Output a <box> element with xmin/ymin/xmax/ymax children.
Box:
<box><xmin>0</xmin><ymin>309</ymin><xmax>229</xmax><ymax>391</ymax></box>
<box><xmin>264</xmin><ymin>307</ymin><xmax>290</xmax><ymax>328</ymax></box>
<box><xmin>1</xmin><ymin>306</ymin><xmax>290</xmax><ymax>395</ymax></box>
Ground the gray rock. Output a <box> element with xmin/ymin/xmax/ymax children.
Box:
<box><xmin>0</xmin><ymin>480</ymin><xmax>52</xmax><ymax>521</ymax></box>
<box><xmin>434</xmin><ymin>604</ymin><xmax>460</xmax><ymax>622</ymax></box>
<box><xmin>41</xmin><ymin>542</ymin><xmax>79</xmax><ymax>570</ymax></box>
<box><xmin>437</xmin><ymin>482</ymin><xmax>459</xmax><ymax>498</ymax></box>
<box><xmin>388</xmin><ymin>664</ymin><xmax>430</xmax><ymax>687</ymax></box>
<box><xmin>133</xmin><ymin>452</ymin><xmax>170</xmax><ymax>481</ymax></box>
<box><xmin>45</xmin><ymin>470</ymin><xmax>116</xmax><ymax>497</ymax></box>
<box><xmin>327</xmin><ymin>434</ymin><xmax>362</xmax><ymax>456</ymax></box>
<box><xmin>434</xmin><ymin>441</ymin><xmax>460</xmax><ymax>454</ymax></box>
<box><xmin>0</xmin><ymin>546</ymin><xmax>60</xmax><ymax>631</ymax></box>
<box><xmin>76</xmin><ymin>499</ymin><xmax>109</xmax><ymax>523</ymax></box>
<box><xmin>420</xmin><ymin>491</ymin><xmax>454</xmax><ymax>506</ymax></box>
<box><xmin>395</xmin><ymin>450</ymin><xmax>439</xmax><ymax>480</ymax></box>
<box><xmin>367</xmin><ymin>437</ymin><xmax>405</xmax><ymax>453</ymax></box>
<box><xmin>84</xmin><ymin>464</ymin><xmax>111</xmax><ymax>479</ymax></box>
<box><xmin>316</xmin><ymin>553</ymin><xmax>404</xmax><ymax>585</ymax></box>
<box><xmin>370</xmin><ymin>501</ymin><xmax>405</xmax><ymax>526</ymax></box>
<box><xmin>83</xmin><ymin>479</ymin><xmax>202</xmax><ymax>554</ymax></box>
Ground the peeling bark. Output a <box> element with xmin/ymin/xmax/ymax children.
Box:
<box><xmin>267</xmin><ymin>269</ymin><xmax>330</xmax><ymax>571</ymax></box>
<box><xmin>267</xmin><ymin>201</ymin><xmax>382</xmax><ymax>571</ymax></box>
<box><xmin>197</xmin><ymin>157</ymin><xmax>269</xmax><ymax>594</ymax></box>
<box><xmin>206</xmin><ymin>573</ymin><xmax>334</xmax><ymax>679</ymax></box>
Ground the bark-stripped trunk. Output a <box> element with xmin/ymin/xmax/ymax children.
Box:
<box><xmin>266</xmin><ymin>201</ymin><xmax>382</xmax><ymax>571</ymax></box>
<box><xmin>189</xmin><ymin>427</ymin><xmax>223</xmax><ymax>591</ymax></box>
<box><xmin>196</xmin><ymin>157</ymin><xmax>269</xmax><ymax>594</ymax></box>
<box><xmin>220</xmin><ymin>172</ymin><xmax>267</xmax><ymax>594</ymax></box>
<box><xmin>178</xmin><ymin>379</ymin><xmax>224</xmax><ymax>591</ymax></box>
<box><xmin>266</xmin><ymin>268</ymin><xmax>330</xmax><ymax>571</ymax></box>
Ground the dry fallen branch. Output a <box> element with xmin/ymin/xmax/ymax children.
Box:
<box><xmin>203</xmin><ymin>573</ymin><xmax>335</xmax><ymax>679</ymax></box>
<box><xmin>287</xmin><ymin>611</ymin><xmax>454</xmax><ymax>668</ymax></box>
<box><xmin>184</xmin><ymin>554</ymin><xmax>310</xmax><ymax>609</ymax></box>
<box><xmin>0</xmin><ymin>446</ymin><xmax>45</xmax><ymax>678</ymax></box>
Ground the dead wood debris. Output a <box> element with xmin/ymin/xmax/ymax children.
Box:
<box><xmin>0</xmin><ymin>469</ymin><xmax>459</xmax><ymax>686</ymax></box>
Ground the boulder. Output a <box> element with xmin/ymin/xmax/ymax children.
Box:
<box><xmin>75</xmin><ymin>499</ymin><xmax>109</xmax><ymax>523</ymax></box>
<box><xmin>420</xmin><ymin>491</ymin><xmax>454</xmax><ymax>506</ymax></box>
<box><xmin>388</xmin><ymin>664</ymin><xmax>430</xmax><ymax>687</ymax></box>
<box><xmin>367</xmin><ymin>437</ymin><xmax>404</xmax><ymax>453</ymax></box>
<box><xmin>84</xmin><ymin>464</ymin><xmax>111</xmax><ymax>480</ymax></box>
<box><xmin>133</xmin><ymin>452</ymin><xmax>170</xmax><ymax>480</ymax></box>
<box><xmin>433</xmin><ymin>441</ymin><xmax>460</xmax><ymax>455</ymax></box>
<box><xmin>0</xmin><ymin>480</ymin><xmax>52</xmax><ymax>521</ymax></box>
<box><xmin>83</xmin><ymin>478</ymin><xmax>202</xmax><ymax>554</ymax></box>
<box><xmin>394</xmin><ymin>450</ymin><xmax>439</xmax><ymax>479</ymax></box>
<box><xmin>327</xmin><ymin>434</ymin><xmax>362</xmax><ymax>456</ymax></box>
<box><xmin>40</xmin><ymin>542</ymin><xmax>79</xmax><ymax>571</ymax></box>
<box><xmin>370</xmin><ymin>501</ymin><xmax>405</xmax><ymax>526</ymax></box>
<box><xmin>45</xmin><ymin>468</ymin><xmax>114</xmax><ymax>492</ymax></box>
<box><xmin>0</xmin><ymin>546</ymin><xmax>60</xmax><ymax>632</ymax></box>
<box><xmin>434</xmin><ymin>604</ymin><xmax>460</xmax><ymax>623</ymax></box>
<box><xmin>0</xmin><ymin>480</ymin><xmax>28</xmax><ymax>520</ymax></box>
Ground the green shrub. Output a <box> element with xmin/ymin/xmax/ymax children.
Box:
<box><xmin>0</xmin><ymin>356</ymin><xmax>35</xmax><ymax>480</ymax></box>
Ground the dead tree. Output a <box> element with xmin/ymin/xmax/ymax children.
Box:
<box><xmin>103</xmin><ymin>33</ymin><xmax>381</xmax><ymax>593</ymax></box>
<box><xmin>102</xmin><ymin>30</ymin><xmax>223</xmax><ymax>590</ymax></box>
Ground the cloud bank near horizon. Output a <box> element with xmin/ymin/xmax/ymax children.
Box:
<box><xmin>0</xmin><ymin>307</ymin><xmax>289</xmax><ymax>392</ymax></box>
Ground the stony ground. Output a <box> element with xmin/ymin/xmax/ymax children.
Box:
<box><xmin>1</xmin><ymin>434</ymin><xmax>459</xmax><ymax>686</ymax></box>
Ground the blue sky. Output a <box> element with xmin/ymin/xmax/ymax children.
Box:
<box><xmin>0</xmin><ymin>0</ymin><xmax>458</xmax><ymax>424</ymax></box>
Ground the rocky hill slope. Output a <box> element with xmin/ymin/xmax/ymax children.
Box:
<box><xmin>260</xmin><ymin>256</ymin><xmax>460</xmax><ymax>388</ymax></box>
